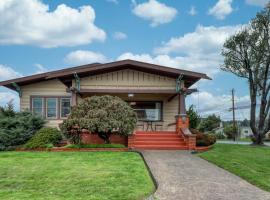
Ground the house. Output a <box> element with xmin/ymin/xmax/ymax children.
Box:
<box><xmin>0</xmin><ymin>60</ymin><xmax>210</xmax><ymax>149</ymax></box>
<box><xmin>213</xmin><ymin>122</ymin><xmax>224</xmax><ymax>135</ymax></box>
<box><xmin>240</xmin><ymin>126</ymin><xmax>253</xmax><ymax>138</ymax></box>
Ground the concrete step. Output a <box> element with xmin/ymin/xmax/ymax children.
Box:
<box><xmin>134</xmin><ymin>137</ymin><xmax>185</xmax><ymax>141</ymax></box>
<box><xmin>133</xmin><ymin>145</ymin><xmax>188</xmax><ymax>150</ymax></box>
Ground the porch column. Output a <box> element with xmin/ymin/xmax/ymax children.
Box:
<box><xmin>176</xmin><ymin>93</ymin><xmax>189</xmax><ymax>130</ymax></box>
<box><xmin>71</xmin><ymin>90</ymin><xmax>77</xmax><ymax>106</ymax></box>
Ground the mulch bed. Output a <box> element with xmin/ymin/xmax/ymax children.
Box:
<box><xmin>16</xmin><ymin>147</ymin><xmax>129</xmax><ymax>152</ymax></box>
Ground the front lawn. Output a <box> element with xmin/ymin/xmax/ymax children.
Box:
<box><xmin>0</xmin><ymin>152</ymin><xmax>154</xmax><ymax>200</ymax></box>
<box><xmin>199</xmin><ymin>144</ymin><xmax>270</xmax><ymax>192</ymax></box>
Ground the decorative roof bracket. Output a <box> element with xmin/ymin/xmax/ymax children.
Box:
<box><xmin>73</xmin><ymin>72</ymin><xmax>80</xmax><ymax>91</ymax></box>
<box><xmin>176</xmin><ymin>74</ymin><xmax>185</xmax><ymax>94</ymax></box>
<box><xmin>11</xmin><ymin>82</ymin><xmax>22</xmax><ymax>97</ymax></box>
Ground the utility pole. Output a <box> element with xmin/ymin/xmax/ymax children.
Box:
<box><xmin>231</xmin><ymin>89</ymin><xmax>237</xmax><ymax>141</ymax></box>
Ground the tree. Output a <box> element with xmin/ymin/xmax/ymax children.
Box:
<box><xmin>0</xmin><ymin>102</ymin><xmax>45</xmax><ymax>150</ymax></box>
<box><xmin>198</xmin><ymin>114</ymin><xmax>221</xmax><ymax>132</ymax></box>
<box><xmin>187</xmin><ymin>105</ymin><xmax>200</xmax><ymax>129</ymax></box>
<box><xmin>60</xmin><ymin>95</ymin><xmax>137</xmax><ymax>144</ymax></box>
<box><xmin>223</xmin><ymin>124</ymin><xmax>237</xmax><ymax>139</ymax></box>
<box><xmin>221</xmin><ymin>4</ymin><xmax>270</xmax><ymax>145</ymax></box>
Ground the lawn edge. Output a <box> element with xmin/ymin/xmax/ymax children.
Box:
<box><xmin>130</xmin><ymin>150</ymin><xmax>158</xmax><ymax>200</ymax></box>
<box><xmin>198</xmin><ymin>148</ymin><xmax>270</xmax><ymax>193</ymax></box>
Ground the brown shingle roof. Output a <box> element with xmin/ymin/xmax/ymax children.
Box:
<box><xmin>0</xmin><ymin>59</ymin><xmax>211</xmax><ymax>90</ymax></box>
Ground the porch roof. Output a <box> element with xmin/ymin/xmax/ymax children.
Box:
<box><xmin>0</xmin><ymin>59</ymin><xmax>211</xmax><ymax>91</ymax></box>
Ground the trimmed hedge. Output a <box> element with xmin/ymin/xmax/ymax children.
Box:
<box><xmin>65</xmin><ymin>143</ymin><xmax>125</xmax><ymax>148</ymax></box>
<box><xmin>24</xmin><ymin>127</ymin><xmax>62</xmax><ymax>149</ymax></box>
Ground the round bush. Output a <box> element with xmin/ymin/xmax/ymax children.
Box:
<box><xmin>24</xmin><ymin>127</ymin><xmax>62</xmax><ymax>149</ymax></box>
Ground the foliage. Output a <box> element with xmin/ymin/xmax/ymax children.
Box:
<box><xmin>190</xmin><ymin>129</ymin><xmax>217</xmax><ymax>146</ymax></box>
<box><xmin>0</xmin><ymin>152</ymin><xmax>155</xmax><ymax>199</ymax></box>
<box><xmin>221</xmin><ymin>5</ymin><xmax>270</xmax><ymax>145</ymax></box>
<box><xmin>198</xmin><ymin>114</ymin><xmax>221</xmax><ymax>132</ymax></box>
<box><xmin>60</xmin><ymin>95</ymin><xmax>137</xmax><ymax>144</ymax></box>
<box><xmin>24</xmin><ymin>127</ymin><xmax>62</xmax><ymax>149</ymax></box>
<box><xmin>223</xmin><ymin>125</ymin><xmax>237</xmax><ymax>139</ymax></box>
<box><xmin>215</xmin><ymin>132</ymin><xmax>226</xmax><ymax>139</ymax></box>
<box><xmin>0</xmin><ymin>103</ymin><xmax>45</xmax><ymax>150</ymax></box>
<box><xmin>65</xmin><ymin>143</ymin><xmax>125</xmax><ymax>148</ymax></box>
<box><xmin>187</xmin><ymin>105</ymin><xmax>200</xmax><ymax>129</ymax></box>
<box><xmin>199</xmin><ymin>144</ymin><xmax>270</xmax><ymax>192</ymax></box>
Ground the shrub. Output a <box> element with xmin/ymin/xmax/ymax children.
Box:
<box><xmin>216</xmin><ymin>132</ymin><xmax>226</xmax><ymax>139</ymax></box>
<box><xmin>190</xmin><ymin>129</ymin><xmax>217</xmax><ymax>146</ymax></box>
<box><xmin>24</xmin><ymin>127</ymin><xmax>62</xmax><ymax>149</ymax></box>
<box><xmin>65</xmin><ymin>143</ymin><xmax>125</xmax><ymax>148</ymax></box>
<box><xmin>60</xmin><ymin>95</ymin><xmax>137</xmax><ymax>144</ymax></box>
<box><xmin>0</xmin><ymin>103</ymin><xmax>45</xmax><ymax>150</ymax></box>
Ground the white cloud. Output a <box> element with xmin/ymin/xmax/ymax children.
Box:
<box><xmin>113</xmin><ymin>32</ymin><xmax>127</xmax><ymax>40</ymax></box>
<box><xmin>0</xmin><ymin>65</ymin><xmax>22</xmax><ymax>81</ymax></box>
<box><xmin>155</xmin><ymin>25</ymin><xmax>241</xmax><ymax>55</ymax></box>
<box><xmin>246</xmin><ymin>0</ymin><xmax>269</xmax><ymax>6</ymax></box>
<box><xmin>187</xmin><ymin>91</ymin><xmax>250</xmax><ymax>120</ymax></box>
<box><xmin>0</xmin><ymin>0</ymin><xmax>106</xmax><ymax>48</ymax></box>
<box><xmin>132</xmin><ymin>0</ymin><xmax>177</xmax><ymax>27</ymax></box>
<box><xmin>0</xmin><ymin>91</ymin><xmax>20</xmax><ymax>110</ymax></box>
<box><xmin>117</xmin><ymin>52</ymin><xmax>220</xmax><ymax>76</ymax></box>
<box><xmin>208</xmin><ymin>0</ymin><xmax>233</xmax><ymax>20</ymax></box>
<box><xmin>107</xmin><ymin>0</ymin><xmax>119</xmax><ymax>4</ymax></box>
<box><xmin>188</xmin><ymin>6</ymin><xmax>197</xmax><ymax>16</ymax></box>
<box><xmin>153</xmin><ymin>25</ymin><xmax>241</xmax><ymax>76</ymax></box>
<box><xmin>64</xmin><ymin>50</ymin><xmax>108</xmax><ymax>65</ymax></box>
<box><xmin>34</xmin><ymin>64</ymin><xmax>47</xmax><ymax>74</ymax></box>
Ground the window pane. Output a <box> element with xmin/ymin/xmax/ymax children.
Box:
<box><xmin>129</xmin><ymin>101</ymin><xmax>162</xmax><ymax>121</ymax></box>
<box><xmin>32</xmin><ymin>98</ymin><xmax>43</xmax><ymax>116</ymax></box>
<box><xmin>47</xmin><ymin>98</ymin><xmax>57</xmax><ymax>118</ymax></box>
<box><xmin>61</xmin><ymin>98</ymin><xmax>71</xmax><ymax>118</ymax></box>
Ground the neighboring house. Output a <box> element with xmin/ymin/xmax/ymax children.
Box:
<box><xmin>213</xmin><ymin>122</ymin><xmax>224</xmax><ymax>135</ymax></box>
<box><xmin>240</xmin><ymin>126</ymin><xmax>253</xmax><ymax>138</ymax></box>
<box><xmin>0</xmin><ymin>60</ymin><xmax>209</xmax><ymax>149</ymax></box>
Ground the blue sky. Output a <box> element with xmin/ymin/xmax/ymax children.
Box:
<box><xmin>0</xmin><ymin>0</ymin><xmax>268</xmax><ymax>120</ymax></box>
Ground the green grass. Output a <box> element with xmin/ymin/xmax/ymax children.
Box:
<box><xmin>0</xmin><ymin>152</ymin><xmax>154</xmax><ymax>200</ymax></box>
<box><xmin>65</xmin><ymin>143</ymin><xmax>126</xmax><ymax>148</ymax></box>
<box><xmin>199</xmin><ymin>144</ymin><xmax>270</xmax><ymax>192</ymax></box>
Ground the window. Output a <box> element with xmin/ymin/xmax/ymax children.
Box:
<box><xmin>46</xmin><ymin>98</ymin><xmax>57</xmax><ymax>118</ymax></box>
<box><xmin>129</xmin><ymin>101</ymin><xmax>162</xmax><ymax>121</ymax></box>
<box><xmin>31</xmin><ymin>96</ymin><xmax>71</xmax><ymax>119</ymax></box>
<box><xmin>32</xmin><ymin>98</ymin><xmax>43</xmax><ymax>116</ymax></box>
<box><xmin>61</xmin><ymin>98</ymin><xmax>71</xmax><ymax>118</ymax></box>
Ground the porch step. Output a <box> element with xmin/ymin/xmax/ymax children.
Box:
<box><xmin>134</xmin><ymin>145</ymin><xmax>188</xmax><ymax>150</ymax></box>
<box><xmin>134</xmin><ymin>141</ymin><xmax>186</xmax><ymax>145</ymax></box>
<box><xmin>132</xmin><ymin>131</ymin><xmax>188</xmax><ymax>150</ymax></box>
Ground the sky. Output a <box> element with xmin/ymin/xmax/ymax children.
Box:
<box><xmin>0</xmin><ymin>0</ymin><xmax>268</xmax><ymax>120</ymax></box>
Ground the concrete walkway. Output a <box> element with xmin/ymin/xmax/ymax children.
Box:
<box><xmin>141</xmin><ymin>150</ymin><xmax>270</xmax><ymax>200</ymax></box>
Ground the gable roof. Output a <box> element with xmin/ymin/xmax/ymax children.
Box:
<box><xmin>0</xmin><ymin>59</ymin><xmax>211</xmax><ymax>90</ymax></box>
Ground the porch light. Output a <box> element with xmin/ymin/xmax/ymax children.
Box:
<box><xmin>128</xmin><ymin>93</ymin><xmax>134</xmax><ymax>98</ymax></box>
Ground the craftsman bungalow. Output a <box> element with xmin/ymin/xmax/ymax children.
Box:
<box><xmin>0</xmin><ymin>60</ymin><xmax>210</xmax><ymax>149</ymax></box>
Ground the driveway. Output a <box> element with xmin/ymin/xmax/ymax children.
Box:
<box><xmin>141</xmin><ymin>150</ymin><xmax>270</xmax><ymax>200</ymax></box>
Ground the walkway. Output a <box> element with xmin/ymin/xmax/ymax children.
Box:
<box><xmin>141</xmin><ymin>150</ymin><xmax>270</xmax><ymax>200</ymax></box>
